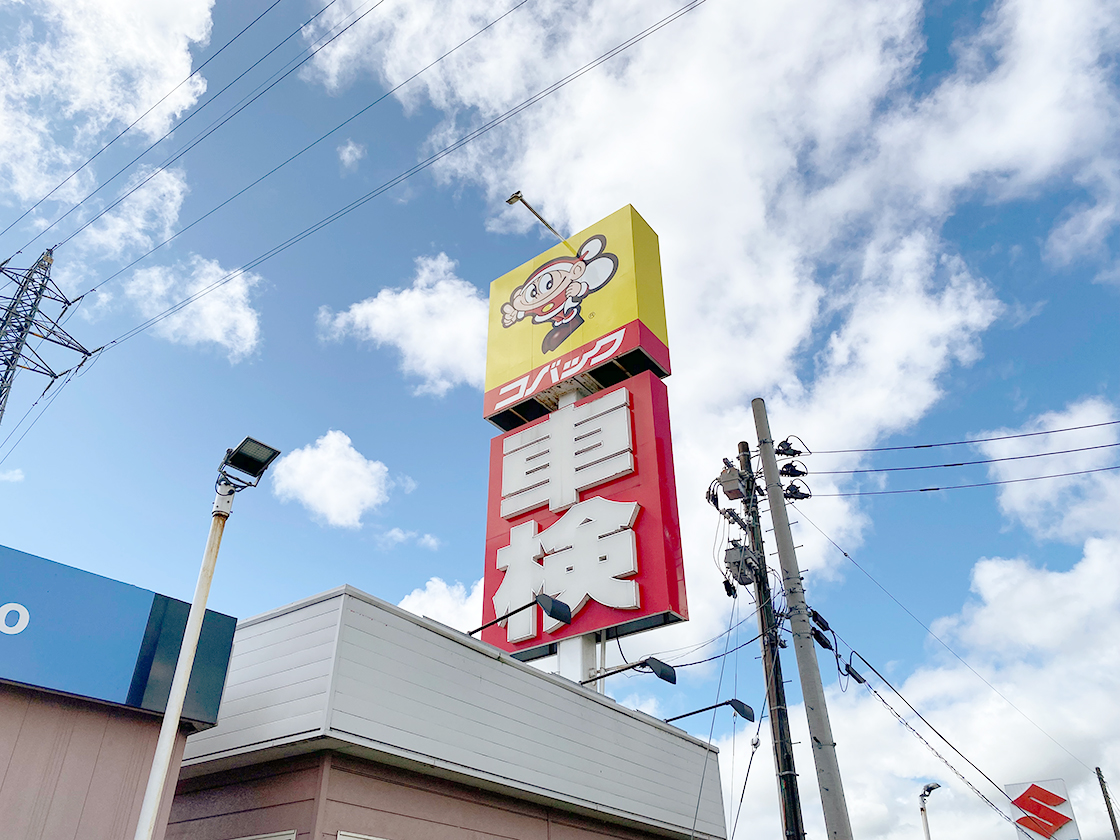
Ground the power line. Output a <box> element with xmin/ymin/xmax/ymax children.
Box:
<box><xmin>811</xmin><ymin>441</ymin><xmax>1120</xmax><ymax>475</ymax></box>
<box><xmin>862</xmin><ymin>676</ymin><xmax>1025</xmax><ymax>834</ymax></box>
<box><xmin>789</xmin><ymin>502</ymin><xmax>1095</xmax><ymax>773</ymax></box>
<box><xmin>810</xmin><ymin>618</ymin><xmax>1029</xmax><ymax>833</ymax></box>
<box><xmin>70</xmin><ymin>0</ymin><xmax>535</xmax><ymax>303</ymax></box>
<box><xmin>90</xmin><ymin>0</ymin><xmax>714</xmax><ymax>353</ymax></box>
<box><xmin>0</xmin><ymin>0</ymin><xmax>712</xmax><ymax>463</ymax></box>
<box><xmin>811</xmin><ymin>420</ymin><xmax>1120</xmax><ymax>455</ymax></box>
<box><xmin>813</xmin><ymin>464</ymin><xmax>1120</xmax><ymax>496</ymax></box>
<box><xmin>14</xmin><ymin>0</ymin><xmax>351</xmax><ymax>254</ymax></box>
<box><xmin>688</xmin><ymin>601</ymin><xmax>736</xmax><ymax>840</ymax></box>
<box><xmin>675</xmin><ymin>630</ymin><xmax>764</xmax><ymax>669</ymax></box>
<box><xmin>0</xmin><ymin>0</ymin><xmax>288</xmax><ymax>241</ymax></box>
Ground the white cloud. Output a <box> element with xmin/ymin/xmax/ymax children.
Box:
<box><xmin>398</xmin><ymin>576</ymin><xmax>483</xmax><ymax>632</ymax></box>
<box><xmin>0</xmin><ymin>469</ymin><xmax>24</xmax><ymax>483</ymax></box>
<box><xmin>337</xmin><ymin>138</ymin><xmax>366</xmax><ymax>170</ymax></box>
<box><xmin>0</xmin><ymin>0</ymin><xmax>211</xmax><ymax>208</ymax></box>
<box><xmin>975</xmin><ymin>398</ymin><xmax>1120</xmax><ymax>542</ymax></box>
<box><xmin>394</xmin><ymin>474</ymin><xmax>418</xmax><ymax>494</ymax></box>
<box><xmin>271</xmin><ymin>430</ymin><xmax>390</xmax><ymax>528</ymax></box>
<box><xmin>318</xmin><ymin>253</ymin><xmax>487</xmax><ymax>396</ymax></box>
<box><xmin>376</xmin><ymin>527</ymin><xmax>441</xmax><ymax>550</ymax></box>
<box><xmin>124</xmin><ymin>255</ymin><xmax>262</xmax><ymax>362</ymax></box>
<box><xmin>77</xmin><ymin>166</ymin><xmax>189</xmax><ymax>260</ymax></box>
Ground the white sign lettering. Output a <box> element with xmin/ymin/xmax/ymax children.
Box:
<box><xmin>492</xmin><ymin>497</ymin><xmax>641</xmax><ymax>643</ymax></box>
<box><xmin>500</xmin><ymin>387</ymin><xmax>633</xmax><ymax>518</ymax></box>
<box><xmin>493</xmin><ymin>327</ymin><xmax>629</xmax><ymax>412</ymax></box>
<box><xmin>0</xmin><ymin>602</ymin><xmax>30</xmax><ymax>635</ymax></box>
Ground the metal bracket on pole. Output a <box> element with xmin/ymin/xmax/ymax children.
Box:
<box><xmin>212</xmin><ymin>481</ymin><xmax>235</xmax><ymax>516</ymax></box>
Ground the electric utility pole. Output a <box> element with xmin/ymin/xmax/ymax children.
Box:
<box><xmin>1098</xmin><ymin>767</ymin><xmax>1120</xmax><ymax>840</ymax></box>
<box><xmin>0</xmin><ymin>249</ymin><xmax>90</xmax><ymax>426</ymax></box>
<box><xmin>753</xmin><ymin>397</ymin><xmax>854</xmax><ymax>840</ymax></box>
<box><xmin>724</xmin><ymin>441</ymin><xmax>806</xmax><ymax>840</ymax></box>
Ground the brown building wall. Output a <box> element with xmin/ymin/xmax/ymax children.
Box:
<box><xmin>170</xmin><ymin>752</ymin><xmax>677</xmax><ymax>840</ymax></box>
<box><xmin>0</xmin><ymin>681</ymin><xmax>186</xmax><ymax>840</ymax></box>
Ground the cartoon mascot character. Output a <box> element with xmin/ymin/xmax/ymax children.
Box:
<box><xmin>500</xmin><ymin>234</ymin><xmax>618</xmax><ymax>353</ymax></box>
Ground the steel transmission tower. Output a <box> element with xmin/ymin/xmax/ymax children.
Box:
<box><xmin>0</xmin><ymin>249</ymin><xmax>90</xmax><ymax>426</ymax></box>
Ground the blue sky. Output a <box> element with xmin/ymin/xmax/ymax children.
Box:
<box><xmin>1</xmin><ymin>0</ymin><xmax>1119</xmax><ymax>838</ymax></box>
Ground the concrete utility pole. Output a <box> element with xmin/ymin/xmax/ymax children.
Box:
<box><xmin>736</xmin><ymin>441</ymin><xmax>806</xmax><ymax>840</ymax></box>
<box><xmin>752</xmin><ymin>398</ymin><xmax>854</xmax><ymax>840</ymax></box>
<box><xmin>1098</xmin><ymin>767</ymin><xmax>1120</xmax><ymax>840</ymax></box>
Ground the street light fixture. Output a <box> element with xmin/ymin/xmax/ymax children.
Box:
<box><xmin>505</xmin><ymin>190</ymin><xmax>578</xmax><ymax>255</ymax></box>
<box><xmin>919</xmin><ymin>782</ymin><xmax>941</xmax><ymax>840</ymax></box>
<box><xmin>665</xmin><ymin>698</ymin><xmax>755</xmax><ymax>724</ymax></box>
<box><xmin>581</xmin><ymin>655</ymin><xmax>677</xmax><ymax>686</ymax></box>
<box><xmin>469</xmin><ymin>593</ymin><xmax>572</xmax><ymax>636</ymax></box>
<box><xmin>132</xmin><ymin>437</ymin><xmax>281</xmax><ymax>840</ymax></box>
<box><xmin>221</xmin><ymin>436</ymin><xmax>281</xmax><ymax>483</ymax></box>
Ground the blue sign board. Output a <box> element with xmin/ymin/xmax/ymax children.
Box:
<box><xmin>0</xmin><ymin>544</ymin><xmax>236</xmax><ymax>728</ymax></box>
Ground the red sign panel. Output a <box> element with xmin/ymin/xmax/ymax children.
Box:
<box><xmin>481</xmin><ymin>370</ymin><xmax>687</xmax><ymax>657</ymax></box>
<box><xmin>1011</xmin><ymin>784</ymin><xmax>1074</xmax><ymax>839</ymax></box>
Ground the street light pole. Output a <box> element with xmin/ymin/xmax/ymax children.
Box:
<box><xmin>132</xmin><ymin>482</ymin><xmax>234</xmax><ymax>840</ymax></box>
<box><xmin>132</xmin><ymin>438</ymin><xmax>280</xmax><ymax>840</ymax></box>
<box><xmin>919</xmin><ymin>783</ymin><xmax>940</xmax><ymax>840</ymax></box>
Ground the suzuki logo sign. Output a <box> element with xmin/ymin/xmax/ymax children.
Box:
<box><xmin>1005</xmin><ymin>780</ymin><xmax>1081</xmax><ymax>840</ymax></box>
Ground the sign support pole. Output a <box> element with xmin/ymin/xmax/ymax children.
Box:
<box><xmin>552</xmin><ymin>384</ymin><xmax>601</xmax><ymax>689</ymax></box>
<box><xmin>753</xmin><ymin>398</ymin><xmax>854</xmax><ymax>840</ymax></box>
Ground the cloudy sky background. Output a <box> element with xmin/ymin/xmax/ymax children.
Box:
<box><xmin>1</xmin><ymin>0</ymin><xmax>1118</xmax><ymax>837</ymax></box>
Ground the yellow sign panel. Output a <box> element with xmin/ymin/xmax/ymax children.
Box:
<box><xmin>484</xmin><ymin>205</ymin><xmax>668</xmax><ymax>393</ymax></box>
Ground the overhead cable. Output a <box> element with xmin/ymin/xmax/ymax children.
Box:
<box><xmin>44</xmin><ymin>0</ymin><xmax>378</xmax><ymax>254</ymax></box>
<box><xmin>91</xmin><ymin>0</ymin><xmax>715</xmax><ymax>352</ymax></box>
<box><xmin>0</xmin><ymin>0</ymin><xmax>288</xmax><ymax>241</ymax></box>
<box><xmin>813</xmin><ymin>464</ymin><xmax>1120</xmax><ymax>496</ymax></box>
<box><xmin>811</xmin><ymin>441</ymin><xmax>1120</xmax><ymax>475</ymax></box>
<box><xmin>0</xmin><ymin>0</ymin><xmax>712</xmax><ymax>461</ymax></box>
<box><xmin>863</xmin><ymin>677</ymin><xmax>1024</xmax><ymax>833</ymax></box>
<box><xmin>60</xmin><ymin>0</ymin><xmax>533</xmax><ymax>305</ymax></box>
<box><xmin>789</xmin><ymin>502</ymin><xmax>1095</xmax><ymax>773</ymax></box>
<box><xmin>811</xmin><ymin>420</ymin><xmax>1120</xmax><ymax>455</ymax></box>
<box><xmin>688</xmin><ymin>600</ymin><xmax>736</xmax><ymax>840</ymax></box>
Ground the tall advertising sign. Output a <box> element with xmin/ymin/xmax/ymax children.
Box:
<box><xmin>1004</xmin><ymin>780</ymin><xmax>1082</xmax><ymax>840</ymax></box>
<box><xmin>481</xmin><ymin>205</ymin><xmax>686</xmax><ymax>660</ymax></box>
<box><xmin>484</xmin><ymin>205</ymin><xmax>671</xmax><ymax>430</ymax></box>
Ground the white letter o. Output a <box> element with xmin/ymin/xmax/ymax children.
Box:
<box><xmin>0</xmin><ymin>603</ymin><xmax>30</xmax><ymax>635</ymax></box>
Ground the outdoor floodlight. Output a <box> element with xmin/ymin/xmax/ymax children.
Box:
<box><xmin>534</xmin><ymin>593</ymin><xmax>572</xmax><ymax>626</ymax></box>
<box><xmin>665</xmin><ymin>698</ymin><xmax>755</xmax><ymax>724</ymax></box>
<box><xmin>503</xmin><ymin>189</ymin><xmax>577</xmax><ymax>255</ymax></box>
<box><xmin>469</xmin><ymin>593</ymin><xmax>572</xmax><ymax>636</ymax></box>
<box><xmin>582</xmin><ymin>655</ymin><xmax>677</xmax><ymax>687</ymax></box>
<box><xmin>642</xmin><ymin>656</ymin><xmax>677</xmax><ymax>685</ymax></box>
<box><xmin>222</xmin><ymin>436</ymin><xmax>281</xmax><ymax>480</ymax></box>
<box><xmin>919</xmin><ymin>782</ymin><xmax>941</xmax><ymax>840</ymax></box>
